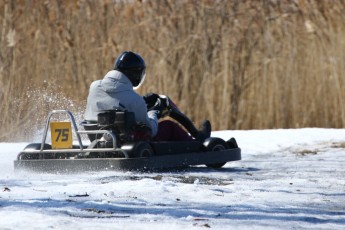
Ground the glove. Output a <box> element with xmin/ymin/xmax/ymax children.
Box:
<box><xmin>143</xmin><ymin>93</ymin><xmax>160</xmax><ymax>110</ymax></box>
<box><xmin>149</xmin><ymin>98</ymin><xmax>164</xmax><ymax>119</ymax></box>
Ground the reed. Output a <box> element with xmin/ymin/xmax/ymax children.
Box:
<box><xmin>0</xmin><ymin>0</ymin><xmax>344</xmax><ymax>141</ymax></box>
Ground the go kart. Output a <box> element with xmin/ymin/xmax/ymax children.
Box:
<box><xmin>14</xmin><ymin>96</ymin><xmax>241</xmax><ymax>173</ymax></box>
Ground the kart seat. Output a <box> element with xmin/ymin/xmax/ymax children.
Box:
<box><xmin>81</xmin><ymin>110</ymin><xmax>151</xmax><ymax>142</ymax></box>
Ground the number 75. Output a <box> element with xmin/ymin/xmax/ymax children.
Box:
<box><xmin>55</xmin><ymin>128</ymin><xmax>69</xmax><ymax>142</ymax></box>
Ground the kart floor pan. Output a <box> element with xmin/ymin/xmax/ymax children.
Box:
<box><xmin>14</xmin><ymin>148</ymin><xmax>241</xmax><ymax>173</ymax></box>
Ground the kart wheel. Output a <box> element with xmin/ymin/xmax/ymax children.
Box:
<box><xmin>203</xmin><ymin>138</ymin><xmax>228</xmax><ymax>168</ymax></box>
<box><xmin>18</xmin><ymin>143</ymin><xmax>52</xmax><ymax>160</ymax></box>
<box><xmin>126</xmin><ymin>141</ymin><xmax>154</xmax><ymax>158</ymax></box>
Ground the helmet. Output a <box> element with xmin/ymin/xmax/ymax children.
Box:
<box><xmin>114</xmin><ymin>51</ymin><xmax>146</xmax><ymax>89</ymax></box>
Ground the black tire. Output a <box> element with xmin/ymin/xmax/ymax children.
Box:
<box><xmin>203</xmin><ymin>138</ymin><xmax>228</xmax><ymax>168</ymax></box>
<box><xmin>123</xmin><ymin>141</ymin><xmax>154</xmax><ymax>158</ymax></box>
<box><xmin>227</xmin><ymin>137</ymin><xmax>238</xmax><ymax>148</ymax></box>
<box><xmin>18</xmin><ymin>143</ymin><xmax>52</xmax><ymax>160</ymax></box>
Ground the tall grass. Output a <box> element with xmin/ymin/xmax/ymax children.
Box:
<box><xmin>0</xmin><ymin>0</ymin><xmax>344</xmax><ymax>141</ymax></box>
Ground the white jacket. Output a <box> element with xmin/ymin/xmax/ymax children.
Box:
<box><xmin>84</xmin><ymin>70</ymin><xmax>158</xmax><ymax>136</ymax></box>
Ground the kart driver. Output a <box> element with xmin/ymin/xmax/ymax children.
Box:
<box><xmin>84</xmin><ymin>51</ymin><xmax>210</xmax><ymax>142</ymax></box>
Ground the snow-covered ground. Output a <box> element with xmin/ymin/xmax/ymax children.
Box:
<box><xmin>1</xmin><ymin>128</ymin><xmax>345</xmax><ymax>229</ymax></box>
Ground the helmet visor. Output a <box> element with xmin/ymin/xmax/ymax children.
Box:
<box><xmin>133</xmin><ymin>71</ymin><xmax>146</xmax><ymax>90</ymax></box>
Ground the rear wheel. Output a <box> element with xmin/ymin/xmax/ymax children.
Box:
<box><xmin>122</xmin><ymin>141</ymin><xmax>154</xmax><ymax>158</ymax></box>
<box><xmin>18</xmin><ymin>143</ymin><xmax>52</xmax><ymax>160</ymax></box>
<box><xmin>203</xmin><ymin>138</ymin><xmax>228</xmax><ymax>168</ymax></box>
<box><xmin>133</xmin><ymin>142</ymin><xmax>154</xmax><ymax>158</ymax></box>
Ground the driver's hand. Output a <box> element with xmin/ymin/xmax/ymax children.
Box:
<box><xmin>143</xmin><ymin>93</ymin><xmax>160</xmax><ymax>110</ymax></box>
<box><xmin>149</xmin><ymin>98</ymin><xmax>164</xmax><ymax>119</ymax></box>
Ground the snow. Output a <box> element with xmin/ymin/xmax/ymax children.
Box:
<box><xmin>1</xmin><ymin>128</ymin><xmax>345</xmax><ymax>229</ymax></box>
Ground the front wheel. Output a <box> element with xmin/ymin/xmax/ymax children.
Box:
<box><xmin>203</xmin><ymin>138</ymin><xmax>228</xmax><ymax>168</ymax></box>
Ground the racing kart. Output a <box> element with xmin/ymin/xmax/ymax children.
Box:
<box><xmin>14</xmin><ymin>96</ymin><xmax>241</xmax><ymax>173</ymax></box>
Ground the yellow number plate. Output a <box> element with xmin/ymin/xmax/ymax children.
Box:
<box><xmin>50</xmin><ymin>122</ymin><xmax>73</xmax><ymax>149</ymax></box>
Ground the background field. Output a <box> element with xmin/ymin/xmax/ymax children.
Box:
<box><xmin>0</xmin><ymin>0</ymin><xmax>344</xmax><ymax>141</ymax></box>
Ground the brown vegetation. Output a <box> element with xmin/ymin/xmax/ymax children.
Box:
<box><xmin>0</xmin><ymin>0</ymin><xmax>344</xmax><ymax>141</ymax></box>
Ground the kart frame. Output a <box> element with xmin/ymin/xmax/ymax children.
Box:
<box><xmin>14</xmin><ymin>110</ymin><xmax>241</xmax><ymax>172</ymax></box>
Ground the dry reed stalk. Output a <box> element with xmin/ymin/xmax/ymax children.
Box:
<box><xmin>0</xmin><ymin>0</ymin><xmax>345</xmax><ymax>141</ymax></box>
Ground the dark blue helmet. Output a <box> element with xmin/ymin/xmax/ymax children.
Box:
<box><xmin>114</xmin><ymin>51</ymin><xmax>146</xmax><ymax>89</ymax></box>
